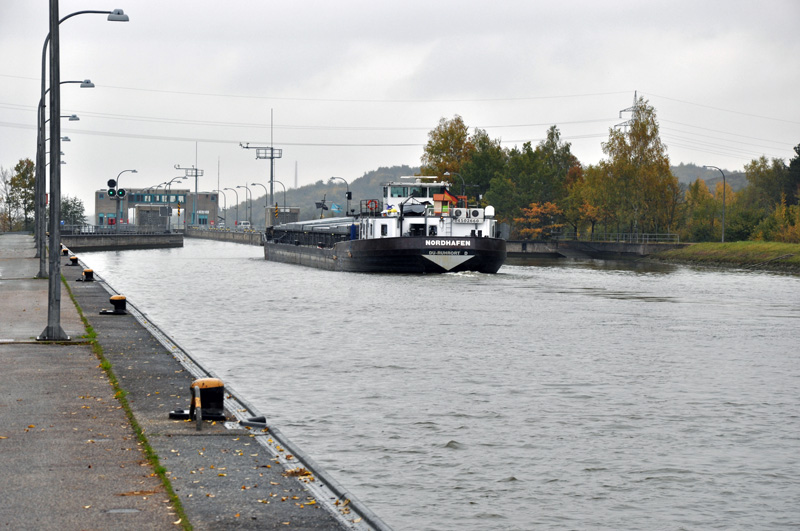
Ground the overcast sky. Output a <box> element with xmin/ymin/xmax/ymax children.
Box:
<box><xmin>1</xmin><ymin>0</ymin><xmax>798</xmax><ymax>214</ymax></box>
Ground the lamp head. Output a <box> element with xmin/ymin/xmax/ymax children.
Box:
<box><xmin>68</xmin><ymin>114</ymin><xmax>79</xmax><ymax>121</ymax></box>
<box><xmin>107</xmin><ymin>9</ymin><xmax>129</xmax><ymax>22</ymax></box>
<box><xmin>80</xmin><ymin>79</ymin><xmax>95</xmax><ymax>88</ymax></box>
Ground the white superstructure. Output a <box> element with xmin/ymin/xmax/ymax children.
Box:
<box><xmin>358</xmin><ymin>176</ymin><xmax>498</xmax><ymax>240</ymax></box>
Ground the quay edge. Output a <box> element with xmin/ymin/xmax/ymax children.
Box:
<box><xmin>68</xmin><ymin>252</ymin><xmax>391</xmax><ymax>530</ymax></box>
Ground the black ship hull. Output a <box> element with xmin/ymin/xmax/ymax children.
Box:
<box><xmin>264</xmin><ymin>236</ymin><xmax>506</xmax><ymax>274</ymax></box>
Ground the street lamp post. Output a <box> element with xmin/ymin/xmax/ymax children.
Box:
<box><xmin>236</xmin><ymin>185</ymin><xmax>252</xmax><ymax>226</ymax></box>
<box><xmin>175</xmin><ymin>164</ymin><xmax>203</xmax><ymax>226</ymax></box>
<box><xmin>35</xmin><ymin>8</ymin><xmax>128</xmax><ymax>284</ymax></box>
<box><xmin>260</xmin><ymin>180</ymin><xmax>286</xmax><ymax>224</ymax></box>
<box><xmin>329</xmin><ymin>176</ymin><xmax>351</xmax><ymax>216</ymax></box>
<box><xmin>214</xmin><ymin>189</ymin><xmax>227</xmax><ymax>227</ymax></box>
<box><xmin>114</xmin><ymin>169</ymin><xmax>137</xmax><ymax>234</ymax></box>
<box><xmin>224</xmin><ymin>187</ymin><xmax>239</xmax><ymax>228</ymax></box>
<box><xmin>165</xmin><ymin>177</ymin><xmax>183</xmax><ymax>232</ymax></box>
<box><xmin>251</xmin><ymin>182</ymin><xmax>269</xmax><ymax>225</ymax></box>
<box><xmin>39</xmin><ymin>5</ymin><xmax>128</xmax><ymax>341</ymax></box>
<box><xmin>443</xmin><ymin>171</ymin><xmax>466</xmax><ymax>207</ymax></box>
<box><xmin>704</xmin><ymin>165</ymin><xmax>727</xmax><ymax>243</ymax></box>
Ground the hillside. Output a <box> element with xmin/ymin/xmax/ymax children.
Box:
<box><xmin>244</xmin><ymin>165</ymin><xmax>419</xmax><ymax>225</ymax></box>
<box><xmin>671</xmin><ymin>162</ymin><xmax>748</xmax><ymax>191</ymax></box>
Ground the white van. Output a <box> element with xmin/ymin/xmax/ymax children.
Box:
<box><xmin>238</xmin><ymin>221</ymin><xmax>251</xmax><ymax>231</ymax></box>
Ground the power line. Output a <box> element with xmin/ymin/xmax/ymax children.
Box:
<box><xmin>0</xmin><ymin>75</ymin><xmax>630</xmax><ymax>103</ymax></box>
<box><xmin>643</xmin><ymin>91</ymin><xmax>800</xmax><ymax>125</ymax></box>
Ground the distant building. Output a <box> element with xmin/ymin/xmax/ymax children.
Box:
<box><xmin>94</xmin><ymin>188</ymin><xmax>219</xmax><ymax>228</ymax></box>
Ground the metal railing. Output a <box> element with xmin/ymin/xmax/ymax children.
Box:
<box><xmin>60</xmin><ymin>224</ymin><xmax>175</xmax><ymax>236</ymax></box>
<box><xmin>556</xmin><ymin>231</ymin><xmax>680</xmax><ymax>243</ymax></box>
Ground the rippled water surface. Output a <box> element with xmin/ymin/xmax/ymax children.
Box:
<box><xmin>82</xmin><ymin>240</ymin><xmax>800</xmax><ymax>530</ymax></box>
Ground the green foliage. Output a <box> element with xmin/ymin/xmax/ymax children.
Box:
<box><xmin>8</xmin><ymin>158</ymin><xmax>35</xmax><ymax>231</ymax></box>
<box><xmin>61</xmin><ymin>195</ymin><xmax>86</xmax><ymax>225</ymax></box>
<box><xmin>483</xmin><ymin>126</ymin><xmax>578</xmax><ymax>234</ymax></box>
<box><xmin>459</xmin><ymin>128</ymin><xmax>507</xmax><ymax>201</ymax></box>
<box><xmin>744</xmin><ymin>156</ymin><xmax>789</xmax><ymax>210</ymax></box>
<box><xmin>0</xmin><ymin>165</ymin><xmax>12</xmax><ymax>231</ymax></box>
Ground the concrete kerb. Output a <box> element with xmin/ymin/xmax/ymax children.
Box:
<box><xmin>72</xmin><ymin>256</ymin><xmax>390</xmax><ymax>531</ymax></box>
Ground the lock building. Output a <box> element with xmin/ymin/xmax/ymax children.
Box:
<box><xmin>94</xmin><ymin>187</ymin><xmax>220</xmax><ymax>229</ymax></box>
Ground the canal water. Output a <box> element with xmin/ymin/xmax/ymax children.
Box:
<box><xmin>81</xmin><ymin>239</ymin><xmax>800</xmax><ymax>530</ymax></box>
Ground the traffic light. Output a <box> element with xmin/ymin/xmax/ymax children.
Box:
<box><xmin>106</xmin><ymin>178</ymin><xmax>124</xmax><ymax>198</ymax></box>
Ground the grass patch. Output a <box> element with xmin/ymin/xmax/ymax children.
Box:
<box><xmin>62</xmin><ymin>276</ymin><xmax>192</xmax><ymax>530</ymax></box>
<box><xmin>653</xmin><ymin>242</ymin><xmax>800</xmax><ymax>270</ymax></box>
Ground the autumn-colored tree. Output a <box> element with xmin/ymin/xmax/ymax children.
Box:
<box><xmin>599</xmin><ymin>97</ymin><xmax>680</xmax><ymax>234</ymax></box>
<box><xmin>513</xmin><ymin>202</ymin><xmax>563</xmax><ymax>239</ymax></box>
<box><xmin>681</xmin><ymin>178</ymin><xmax>716</xmax><ymax>241</ymax></box>
<box><xmin>579</xmin><ymin>164</ymin><xmax>617</xmax><ymax>235</ymax></box>
<box><xmin>420</xmin><ymin>115</ymin><xmax>474</xmax><ymax>179</ymax></box>
<box><xmin>560</xmin><ymin>165</ymin><xmax>586</xmax><ymax>237</ymax></box>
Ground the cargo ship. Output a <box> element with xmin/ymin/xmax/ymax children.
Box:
<box><xmin>263</xmin><ymin>176</ymin><xmax>506</xmax><ymax>273</ymax></box>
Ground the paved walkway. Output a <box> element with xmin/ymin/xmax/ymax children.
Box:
<box><xmin>0</xmin><ymin>233</ymin><xmax>176</xmax><ymax>529</ymax></box>
<box><xmin>0</xmin><ymin>233</ymin><xmax>355</xmax><ymax>530</ymax></box>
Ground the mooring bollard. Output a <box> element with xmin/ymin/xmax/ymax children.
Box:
<box><xmin>68</xmin><ymin>256</ymin><xmax>79</xmax><ymax>266</ymax></box>
<box><xmin>77</xmin><ymin>268</ymin><xmax>94</xmax><ymax>282</ymax></box>
<box><xmin>62</xmin><ymin>247</ymin><xmax>69</xmax><ymax>256</ymax></box>
<box><xmin>100</xmin><ymin>295</ymin><xmax>127</xmax><ymax>315</ymax></box>
<box><xmin>169</xmin><ymin>377</ymin><xmax>226</xmax><ymax>430</ymax></box>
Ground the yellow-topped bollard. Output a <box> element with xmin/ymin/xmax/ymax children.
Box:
<box><xmin>68</xmin><ymin>256</ymin><xmax>79</xmax><ymax>266</ymax></box>
<box><xmin>169</xmin><ymin>377</ymin><xmax>226</xmax><ymax>430</ymax></box>
<box><xmin>100</xmin><ymin>295</ymin><xmax>127</xmax><ymax>315</ymax></box>
<box><xmin>77</xmin><ymin>268</ymin><xmax>94</xmax><ymax>282</ymax></box>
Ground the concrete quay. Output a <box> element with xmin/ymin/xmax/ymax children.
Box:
<box><xmin>0</xmin><ymin>232</ymin><xmax>384</xmax><ymax>530</ymax></box>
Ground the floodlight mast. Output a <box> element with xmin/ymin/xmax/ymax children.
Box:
<box><xmin>240</xmin><ymin>142</ymin><xmax>282</xmax><ymax>209</ymax></box>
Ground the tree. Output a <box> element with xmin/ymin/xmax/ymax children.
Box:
<box><xmin>513</xmin><ymin>202</ymin><xmax>563</xmax><ymax>239</ymax></box>
<box><xmin>459</xmin><ymin>128</ymin><xmax>507</xmax><ymax>202</ymax></box>
<box><xmin>420</xmin><ymin>115</ymin><xmax>473</xmax><ymax>179</ymax></box>
<box><xmin>598</xmin><ymin>97</ymin><xmax>680</xmax><ymax>233</ymax></box>
<box><xmin>537</xmin><ymin>125</ymin><xmax>580</xmax><ymax>204</ymax></box>
<box><xmin>788</xmin><ymin>144</ymin><xmax>800</xmax><ymax>205</ymax></box>
<box><xmin>61</xmin><ymin>195</ymin><xmax>86</xmax><ymax>226</ymax></box>
<box><xmin>8</xmin><ymin>159</ymin><xmax>35</xmax><ymax>231</ymax></box>
<box><xmin>0</xmin><ymin>165</ymin><xmax>12</xmax><ymax>231</ymax></box>
<box><xmin>681</xmin><ymin>178</ymin><xmax>716</xmax><ymax>241</ymax></box>
<box><xmin>743</xmin><ymin>155</ymin><xmax>789</xmax><ymax>210</ymax></box>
